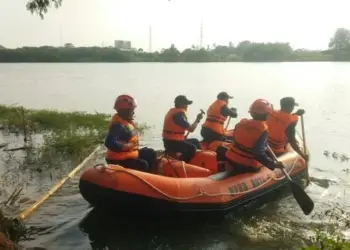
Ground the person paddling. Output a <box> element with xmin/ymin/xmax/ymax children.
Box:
<box><xmin>219</xmin><ymin>99</ymin><xmax>284</xmax><ymax>175</ymax></box>
<box><xmin>201</xmin><ymin>91</ymin><xmax>238</xmax><ymax>143</ymax></box>
<box><xmin>104</xmin><ymin>95</ymin><xmax>157</xmax><ymax>172</ymax></box>
<box><xmin>162</xmin><ymin>95</ymin><xmax>204</xmax><ymax>163</ymax></box>
<box><xmin>267</xmin><ymin>97</ymin><xmax>309</xmax><ymax>161</ymax></box>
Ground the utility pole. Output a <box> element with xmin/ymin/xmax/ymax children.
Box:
<box><xmin>59</xmin><ymin>25</ymin><xmax>63</xmax><ymax>47</ymax></box>
<box><xmin>200</xmin><ymin>21</ymin><xmax>203</xmax><ymax>49</ymax></box>
<box><xmin>149</xmin><ymin>25</ymin><xmax>152</xmax><ymax>52</ymax></box>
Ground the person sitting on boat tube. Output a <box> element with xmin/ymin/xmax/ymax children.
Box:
<box><xmin>201</xmin><ymin>91</ymin><xmax>238</xmax><ymax>143</ymax></box>
<box><xmin>267</xmin><ymin>97</ymin><xmax>309</xmax><ymax>161</ymax></box>
<box><xmin>162</xmin><ymin>95</ymin><xmax>204</xmax><ymax>163</ymax></box>
<box><xmin>104</xmin><ymin>95</ymin><xmax>156</xmax><ymax>172</ymax></box>
<box><xmin>220</xmin><ymin>99</ymin><xmax>284</xmax><ymax>175</ymax></box>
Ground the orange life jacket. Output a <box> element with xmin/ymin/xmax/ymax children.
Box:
<box><xmin>106</xmin><ymin>114</ymin><xmax>139</xmax><ymax>161</ymax></box>
<box><xmin>202</xmin><ymin>100</ymin><xmax>228</xmax><ymax>135</ymax></box>
<box><xmin>267</xmin><ymin>110</ymin><xmax>298</xmax><ymax>154</ymax></box>
<box><xmin>162</xmin><ymin>108</ymin><xmax>187</xmax><ymax>141</ymax></box>
<box><xmin>225</xmin><ymin>118</ymin><xmax>268</xmax><ymax>169</ymax></box>
<box><xmin>208</xmin><ymin>140</ymin><xmax>232</xmax><ymax>152</ymax></box>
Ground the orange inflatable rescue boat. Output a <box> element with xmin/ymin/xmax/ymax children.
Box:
<box><xmin>79</xmin><ymin>145</ymin><xmax>308</xmax><ymax>216</ymax></box>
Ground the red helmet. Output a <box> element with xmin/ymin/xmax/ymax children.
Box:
<box><xmin>114</xmin><ymin>95</ymin><xmax>137</xmax><ymax>111</ymax></box>
<box><xmin>249</xmin><ymin>99</ymin><xmax>272</xmax><ymax>115</ymax></box>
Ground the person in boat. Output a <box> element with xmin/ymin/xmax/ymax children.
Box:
<box><xmin>218</xmin><ymin>99</ymin><xmax>284</xmax><ymax>174</ymax></box>
<box><xmin>162</xmin><ymin>95</ymin><xmax>204</xmax><ymax>163</ymax></box>
<box><xmin>201</xmin><ymin>91</ymin><xmax>238</xmax><ymax>143</ymax></box>
<box><xmin>104</xmin><ymin>95</ymin><xmax>156</xmax><ymax>172</ymax></box>
<box><xmin>267</xmin><ymin>97</ymin><xmax>309</xmax><ymax>161</ymax></box>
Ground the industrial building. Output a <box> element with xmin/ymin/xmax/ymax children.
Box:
<box><xmin>114</xmin><ymin>40</ymin><xmax>132</xmax><ymax>50</ymax></box>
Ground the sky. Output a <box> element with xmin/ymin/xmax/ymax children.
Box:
<box><xmin>1</xmin><ymin>0</ymin><xmax>350</xmax><ymax>51</ymax></box>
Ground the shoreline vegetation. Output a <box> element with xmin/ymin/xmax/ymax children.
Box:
<box><xmin>0</xmin><ymin>105</ymin><xmax>150</xmax><ymax>247</ymax></box>
<box><xmin>1</xmin><ymin>28</ymin><xmax>350</xmax><ymax>63</ymax></box>
<box><xmin>0</xmin><ymin>105</ymin><xmax>149</xmax><ymax>161</ymax></box>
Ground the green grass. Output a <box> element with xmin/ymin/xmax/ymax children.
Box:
<box><xmin>0</xmin><ymin>104</ymin><xmax>150</xmax><ymax>160</ymax></box>
<box><xmin>301</xmin><ymin>232</ymin><xmax>350</xmax><ymax>250</ymax></box>
<box><xmin>301</xmin><ymin>206</ymin><xmax>350</xmax><ymax>250</ymax></box>
<box><xmin>0</xmin><ymin>104</ymin><xmax>110</xmax><ymax>131</ymax></box>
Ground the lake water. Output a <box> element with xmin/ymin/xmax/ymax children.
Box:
<box><xmin>0</xmin><ymin>63</ymin><xmax>349</xmax><ymax>249</ymax></box>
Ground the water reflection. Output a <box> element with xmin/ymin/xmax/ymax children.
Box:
<box><xmin>78</xmin><ymin>204</ymin><xmax>308</xmax><ymax>250</ymax></box>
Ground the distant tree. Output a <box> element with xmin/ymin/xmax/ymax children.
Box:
<box><xmin>159</xmin><ymin>44</ymin><xmax>181</xmax><ymax>62</ymax></box>
<box><xmin>0</xmin><ymin>40</ymin><xmax>335</xmax><ymax>62</ymax></box>
<box><xmin>0</xmin><ymin>45</ymin><xmax>5</xmax><ymax>49</ymax></box>
<box><xmin>138</xmin><ymin>48</ymin><xmax>144</xmax><ymax>53</ymax></box>
<box><xmin>64</xmin><ymin>43</ymin><xmax>74</xmax><ymax>48</ymax></box>
<box><xmin>328</xmin><ymin>28</ymin><xmax>350</xmax><ymax>61</ymax></box>
<box><xmin>236</xmin><ymin>40</ymin><xmax>251</xmax><ymax>57</ymax></box>
<box><xmin>26</xmin><ymin>0</ymin><xmax>62</xmax><ymax>19</ymax></box>
<box><xmin>329</xmin><ymin>28</ymin><xmax>350</xmax><ymax>51</ymax></box>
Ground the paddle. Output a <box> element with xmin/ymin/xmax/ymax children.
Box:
<box><xmin>267</xmin><ymin>145</ymin><xmax>314</xmax><ymax>215</ymax></box>
<box><xmin>300</xmin><ymin>115</ymin><xmax>307</xmax><ymax>155</ymax></box>
<box><xmin>184</xmin><ymin>109</ymin><xmax>205</xmax><ymax>139</ymax></box>
<box><xmin>300</xmin><ymin>114</ymin><xmax>311</xmax><ymax>185</ymax></box>
<box><xmin>225</xmin><ymin>117</ymin><xmax>231</xmax><ymax>130</ymax></box>
<box><xmin>225</xmin><ymin>107</ymin><xmax>238</xmax><ymax>131</ymax></box>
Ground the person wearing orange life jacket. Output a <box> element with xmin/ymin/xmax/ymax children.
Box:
<box><xmin>201</xmin><ymin>92</ymin><xmax>238</xmax><ymax>143</ymax></box>
<box><xmin>219</xmin><ymin>99</ymin><xmax>284</xmax><ymax>175</ymax></box>
<box><xmin>104</xmin><ymin>95</ymin><xmax>156</xmax><ymax>172</ymax></box>
<box><xmin>162</xmin><ymin>95</ymin><xmax>204</xmax><ymax>163</ymax></box>
<box><xmin>267</xmin><ymin>97</ymin><xmax>309</xmax><ymax>161</ymax></box>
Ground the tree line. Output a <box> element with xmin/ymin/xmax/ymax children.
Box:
<box><xmin>0</xmin><ymin>28</ymin><xmax>348</xmax><ymax>62</ymax></box>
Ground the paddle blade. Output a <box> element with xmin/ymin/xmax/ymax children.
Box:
<box><xmin>290</xmin><ymin>181</ymin><xmax>314</xmax><ymax>215</ymax></box>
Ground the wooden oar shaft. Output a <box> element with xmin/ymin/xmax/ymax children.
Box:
<box><xmin>281</xmin><ymin>167</ymin><xmax>292</xmax><ymax>181</ymax></box>
<box><xmin>267</xmin><ymin>145</ymin><xmax>292</xmax><ymax>181</ymax></box>
<box><xmin>17</xmin><ymin>145</ymin><xmax>101</xmax><ymax>221</ymax></box>
<box><xmin>267</xmin><ymin>144</ymin><xmax>314</xmax><ymax>215</ymax></box>
<box><xmin>184</xmin><ymin>109</ymin><xmax>205</xmax><ymax>139</ymax></box>
<box><xmin>225</xmin><ymin>117</ymin><xmax>231</xmax><ymax>130</ymax></box>
<box><xmin>301</xmin><ymin>115</ymin><xmax>307</xmax><ymax>154</ymax></box>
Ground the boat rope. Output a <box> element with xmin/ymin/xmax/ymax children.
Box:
<box><xmin>158</xmin><ymin>153</ymin><xmax>181</xmax><ymax>178</ymax></box>
<box><xmin>95</xmin><ymin>157</ymin><xmax>301</xmax><ymax>201</ymax></box>
<box><xmin>181</xmin><ymin>161</ymin><xmax>188</xmax><ymax>178</ymax></box>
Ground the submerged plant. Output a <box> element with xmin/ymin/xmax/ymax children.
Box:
<box><xmin>301</xmin><ymin>205</ymin><xmax>350</xmax><ymax>250</ymax></box>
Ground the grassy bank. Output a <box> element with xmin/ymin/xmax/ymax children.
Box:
<box><xmin>0</xmin><ymin>104</ymin><xmax>150</xmax><ymax>160</ymax></box>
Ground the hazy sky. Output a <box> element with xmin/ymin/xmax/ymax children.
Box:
<box><xmin>1</xmin><ymin>0</ymin><xmax>349</xmax><ymax>51</ymax></box>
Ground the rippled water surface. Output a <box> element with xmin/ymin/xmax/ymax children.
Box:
<box><xmin>0</xmin><ymin>62</ymin><xmax>349</xmax><ymax>249</ymax></box>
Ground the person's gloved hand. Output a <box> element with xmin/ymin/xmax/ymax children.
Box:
<box><xmin>302</xmin><ymin>153</ymin><xmax>309</xmax><ymax>162</ymax></box>
<box><xmin>294</xmin><ymin>109</ymin><xmax>305</xmax><ymax>116</ymax></box>
<box><xmin>124</xmin><ymin>141</ymin><xmax>138</xmax><ymax>151</ymax></box>
<box><xmin>230</xmin><ymin>107</ymin><xmax>238</xmax><ymax>118</ymax></box>
<box><xmin>196</xmin><ymin>112</ymin><xmax>204</xmax><ymax>122</ymax></box>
